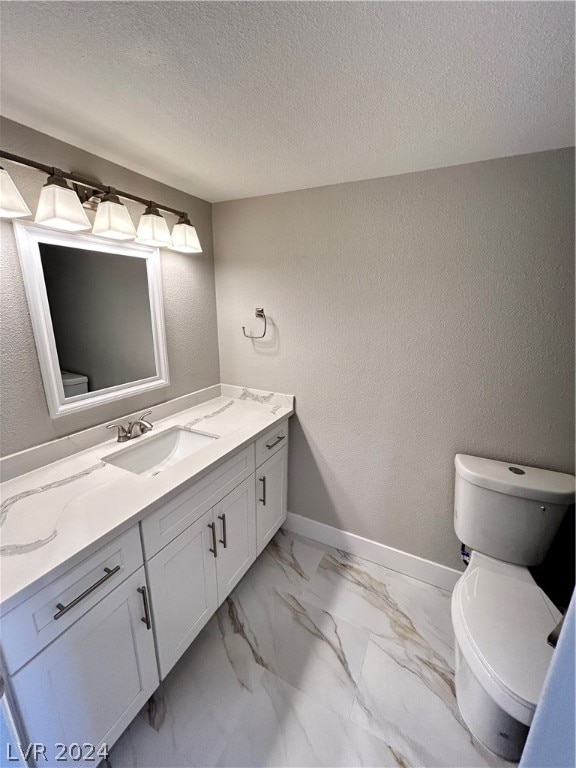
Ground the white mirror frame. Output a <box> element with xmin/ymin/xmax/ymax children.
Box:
<box><xmin>13</xmin><ymin>221</ymin><xmax>170</xmax><ymax>418</ymax></box>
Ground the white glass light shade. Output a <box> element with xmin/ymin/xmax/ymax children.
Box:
<box><xmin>170</xmin><ymin>220</ymin><xmax>202</xmax><ymax>253</ymax></box>
<box><xmin>0</xmin><ymin>168</ymin><xmax>32</xmax><ymax>218</ymax></box>
<box><xmin>136</xmin><ymin>205</ymin><xmax>172</xmax><ymax>247</ymax></box>
<box><xmin>92</xmin><ymin>197</ymin><xmax>136</xmax><ymax>240</ymax></box>
<box><xmin>35</xmin><ymin>182</ymin><xmax>91</xmax><ymax>231</ymax></box>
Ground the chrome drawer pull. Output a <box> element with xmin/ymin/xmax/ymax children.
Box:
<box><xmin>259</xmin><ymin>476</ymin><xmax>267</xmax><ymax>506</ymax></box>
<box><xmin>54</xmin><ymin>565</ymin><xmax>121</xmax><ymax>620</ymax></box>
<box><xmin>208</xmin><ymin>522</ymin><xmax>218</xmax><ymax>557</ymax></box>
<box><xmin>218</xmin><ymin>513</ymin><xmax>228</xmax><ymax>548</ymax></box>
<box><xmin>137</xmin><ymin>585</ymin><xmax>152</xmax><ymax>630</ymax></box>
<box><xmin>265</xmin><ymin>434</ymin><xmax>285</xmax><ymax>450</ymax></box>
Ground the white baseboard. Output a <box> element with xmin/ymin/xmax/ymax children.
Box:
<box><xmin>283</xmin><ymin>512</ymin><xmax>462</xmax><ymax>592</ymax></box>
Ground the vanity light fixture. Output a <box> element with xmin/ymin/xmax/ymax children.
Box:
<box><xmin>136</xmin><ymin>203</ymin><xmax>173</xmax><ymax>247</ymax></box>
<box><xmin>0</xmin><ymin>166</ymin><xmax>32</xmax><ymax>218</ymax></box>
<box><xmin>35</xmin><ymin>169</ymin><xmax>91</xmax><ymax>232</ymax></box>
<box><xmin>92</xmin><ymin>188</ymin><xmax>137</xmax><ymax>240</ymax></box>
<box><xmin>0</xmin><ymin>149</ymin><xmax>202</xmax><ymax>252</ymax></box>
<box><xmin>170</xmin><ymin>213</ymin><xmax>202</xmax><ymax>253</ymax></box>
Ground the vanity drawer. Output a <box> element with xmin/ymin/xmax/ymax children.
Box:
<box><xmin>141</xmin><ymin>445</ymin><xmax>255</xmax><ymax>559</ymax></box>
<box><xmin>1</xmin><ymin>526</ymin><xmax>143</xmax><ymax>675</ymax></box>
<box><xmin>255</xmin><ymin>421</ymin><xmax>289</xmax><ymax>467</ymax></box>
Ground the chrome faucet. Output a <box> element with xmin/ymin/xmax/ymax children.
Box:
<box><xmin>106</xmin><ymin>411</ymin><xmax>154</xmax><ymax>442</ymax></box>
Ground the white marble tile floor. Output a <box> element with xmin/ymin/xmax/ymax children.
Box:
<box><xmin>110</xmin><ymin>529</ymin><xmax>510</xmax><ymax>768</ymax></box>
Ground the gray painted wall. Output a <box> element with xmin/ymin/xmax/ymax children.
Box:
<box><xmin>0</xmin><ymin>118</ymin><xmax>220</xmax><ymax>455</ymax></box>
<box><xmin>213</xmin><ymin>149</ymin><xmax>575</xmax><ymax>570</ymax></box>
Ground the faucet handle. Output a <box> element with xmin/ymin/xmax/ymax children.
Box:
<box><xmin>126</xmin><ymin>411</ymin><xmax>154</xmax><ymax>439</ymax></box>
<box><xmin>138</xmin><ymin>411</ymin><xmax>153</xmax><ymax>430</ymax></box>
<box><xmin>106</xmin><ymin>423</ymin><xmax>129</xmax><ymax>442</ymax></box>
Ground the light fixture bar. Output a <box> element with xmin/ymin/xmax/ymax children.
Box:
<box><xmin>0</xmin><ymin>149</ymin><xmax>195</xmax><ymax>226</ymax></box>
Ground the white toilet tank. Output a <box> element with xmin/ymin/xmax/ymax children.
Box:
<box><xmin>454</xmin><ymin>454</ymin><xmax>574</xmax><ymax>566</ymax></box>
<box><xmin>61</xmin><ymin>370</ymin><xmax>89</xmax><ymax>398</ymax></box>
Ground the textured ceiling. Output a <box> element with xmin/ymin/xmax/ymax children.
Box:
<box><xmin>1</xmin><ymin>2</ymin><xmax>574</xmax><ymax>202</ymax></box>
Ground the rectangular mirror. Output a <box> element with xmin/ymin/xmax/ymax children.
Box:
<box><xmin>14</xmin><ymin>221</ymin><xmax>170</xmax><ymax>418</ymax></box>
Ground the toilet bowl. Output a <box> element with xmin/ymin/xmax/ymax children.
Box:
<box><xmin>452</xmin><ymin>551</ymin><xmax>560</xmax><ymax>761</ymax></box>
<box><xmin>451</xmin><ymin>454</ymin><xmax>574</xmax><ymax>762</ymax></box>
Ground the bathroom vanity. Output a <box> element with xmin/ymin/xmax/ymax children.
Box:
<box><xmin>0</xmin><ymin>386</ymin><xmax>292</xmax><ymax>766</ymax></box>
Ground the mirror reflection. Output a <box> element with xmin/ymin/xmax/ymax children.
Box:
<box><xmin>39</xmin><ymin>243</ymin><xmax>157</xmax><ymax>397</ymax></box>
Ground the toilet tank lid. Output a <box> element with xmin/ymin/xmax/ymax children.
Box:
<box><xmin>455</xmin><ymin>454</ymin><xmax>575</xmax><ymax>505</ymax></box>
<box><xmin>61</xmin><ymin>370</ymin><xmax>88</xmax><ymax>386</ymax></box>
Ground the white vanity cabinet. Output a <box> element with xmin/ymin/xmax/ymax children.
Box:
<box><xmin>146</xmin><ymin>475</ymin><xmax>256</xmax><ymax>680</ymax></box>
<box><xmin>143</xmin><ymin>425</ymin><xmax>287</xmax><ymax>681</ymax></box>
<box><xmin>7</xmin><ymin>566</ymin><xmax>158</xmax><ymax>767</ymax></box>
<box><xmin>254</xmin><ymin>421</ymin><xmax>289</xmax><ymax>554</ymax></box>
<box><xmin>140</xmin><ymin>446</ymin><xmax>255</xmax><ymax>559</ymax></box>
<box><xmin>213</xmin><ymin>476</ymin><xmax>256</xmax><ymax>601</ymax></box>
<box><xmin>145</xmin><ymin>508</ymin><xmax>219</xmax><ymax>679</ymax></box>
<box><xmin>256</xmin><ymin>446</ymin><xmax>288</xmax><ymax>554</ymax></box>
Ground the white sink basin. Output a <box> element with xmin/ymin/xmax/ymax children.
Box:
<box><xmin>103</xmin><ymin>427</ymin><xmax>218</xmax><ymax>476</ymax></box>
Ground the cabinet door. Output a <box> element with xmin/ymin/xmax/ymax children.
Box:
<box><xmin>256</xmin><ymin>446</ymin><xmax>288</xmax><ymax>554</ymax></box>
<box><xmin>10</xmin><ymin>568</ymin><xmax>158</xmax><ymax>767</ymax></box>
<box><xmin>214</xmin><ymin>477</ymin><xmax>256</xmax><ymax>603</ymax></box>
<box><xmin>146</xmin><ymin>509</ymin><xmax>218</xmax><ymax>679</ymax></box>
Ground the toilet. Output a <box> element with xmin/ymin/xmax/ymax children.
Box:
<box><xmin>451</xmin><ymin>454</ymin><xmax>575</xmax><ymax>762</ymax></box>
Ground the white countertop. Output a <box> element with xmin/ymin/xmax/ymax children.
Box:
<box><xmin>0</xmin><ymin>387</ymin><xmax>293</xmax><ymax>616</ymax></box>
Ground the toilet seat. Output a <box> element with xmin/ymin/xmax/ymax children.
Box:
<box><xmin>451</xmin><ymin>553</ymin><xmax>561</xmax><ymax>726</ymax></box>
